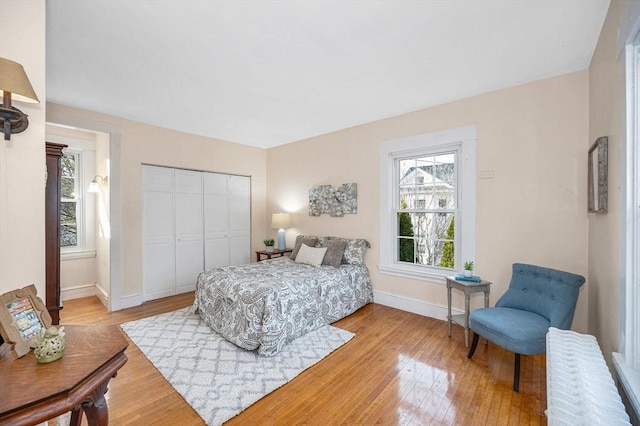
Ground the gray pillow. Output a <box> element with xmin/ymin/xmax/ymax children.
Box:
<box><xmin>321</xmin><ymin>239</ymin><xmax>347</xmax><ymax>268</ymax></box>
<box><xmin>324</xmin><ymin>236</ymin><xmax>370</xmax><ymax>264</ymax></box>
<box><xmin>290</xmin><ymin>236</ymin><xmax>319</xmax><ymax>260</ymax></box>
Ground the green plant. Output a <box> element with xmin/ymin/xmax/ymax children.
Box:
<box><xmin>263</xmin><ymin>239</ymin><xmax>274</xmax><ymax>246</ymax></box>
<box><xmin>439</xmin><ymin>217</ymin><xmax>455</xmax><ymax>268</ymax></box>
<box><xmin>398</xmin><ymin>200</ymin><xmax>415</xmax><ymax>263</ymax></box>
<box><xmin>464</xmin><ymin>260</ymin><xmax>474</xmax><ymax>271</ymax></box>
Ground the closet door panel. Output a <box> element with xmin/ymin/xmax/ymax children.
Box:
<box><xmin>175</xmin><ymin>170</ymin><xmax>203</xmax><ymax>293</ymax></box>
<box><xmin>143</xmin><ymin>242</ymin><xmax>175</xmax><ymax>300</ymax></box>
<box><xmin>205</xmin><ymin>239</ymin><xmax>230</xmax><ymax>269</ymax></box>
<box><xmin>142</xmin><ymin>165</ymin><xmax>175</xmax><ymax>301</ymax></box>
<box><xmin>228</xmin><ymin>175</ymin><xmax>250</xmax><ymax>265</ymax></box>
<box><xmin>204</xmin><ymin>173</ymin><xmax>230</xmax><ymax>269</ymax></box>
<box><xmin>228</xmin><ymin>175</ymin><xmax>250</xmax><ymax>234</ymax></box>
<box><xmin>229</xmin><ymin>236</ymin><xmax>250</xmax><ymax>266</ymax></box>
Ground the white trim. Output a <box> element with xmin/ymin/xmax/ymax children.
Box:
<box><xmin>377</xmin><ymin>264</ymin><xmax>452</xmax><ymax>283</ymax></box>
<box><xmin>378</xmin><ymin>125</ymin><xmax>476</xmax><ymax>279</ymax></box>
<box><xmin>110</xmin><ymin>292</ymin><xmax>143</xmax><ymax>311</ymax></box>
<box><xmin>613</xmin><ymin>352</ymin><xmax>640</xmax><ymax>418</ymax></box>
<box><xmin>617</xmin><ymin>12</ymin><xmax>640</xmax><ymax>422</ymax></box>
<box><xmin>618</xmin><ymin>0</ymin><xmax>640</xmax><ymax>55</ymax></box>
<box><xmin>60</xmin><ymin>250</ymin><xmax>96</xmax><ymax>261</ymax></box>
<box><xmin>95</xmin><ymin>283</ymin><xmax>109</xmax><ymax>308</ymax></box>
<box><xmin>61</xmin><ymin>283</ymin><xmax>96</xmax><ymax>301</ymax></box>
<box><xmin>373</xmin><ymin>289</ymin><xmax>461</xmax><ymax>321</ymax></box>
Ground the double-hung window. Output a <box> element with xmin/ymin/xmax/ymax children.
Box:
<box><xmin>61</xmin><ymin>151</ymin><xmax>81</xmax><ymax>249</ymax></box>
<box><xmin>379</xmin><ymin>126</ymin><xmax>476</xmax><ymax>282</ymax></box>
<box><xmin>56</xmin><ymin>140</ymin><xmax>97</xmax><ymax>258</ymax></box>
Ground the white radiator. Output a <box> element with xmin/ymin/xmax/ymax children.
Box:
<box><xmin>546</xmin><ymin>327</ymin><xmax>631</xmax><ymax>425</ymax></box>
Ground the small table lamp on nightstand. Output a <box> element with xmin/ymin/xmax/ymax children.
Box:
<box><xmin>271</xmin><ymin>212</ymin><xmax>291</xmax><ymax>251</ymax></box>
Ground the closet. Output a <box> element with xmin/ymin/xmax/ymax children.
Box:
<box><xmin>142</xmin><ymin>165</ymin><xmax>250</xmax><ymax>301</ymax></box>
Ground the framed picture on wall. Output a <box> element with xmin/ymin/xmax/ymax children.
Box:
<box><xmin>588</xmin><ymin>136</ymin><xmax>608</xmax><ymax>214</ymax></box>
<box><xmin>0</xmin><ymin>284</ymin><xmax>52</xmax><ymax>358</ymax></box>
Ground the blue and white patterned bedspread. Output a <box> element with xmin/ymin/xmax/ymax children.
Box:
<box><xmin>193</xmin><ymin>256</ymin><xmax>373</xmax><ymax>356</ymax></box>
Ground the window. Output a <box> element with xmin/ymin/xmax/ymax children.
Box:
<box><xmin>53</xmin><ymin>140</ymin><xmax>97</xmax><ymax>258</ymax></box>
<box><xmin>61</xmin><ymin>151</ymin><xmax>80</xmax><ymax>248</ymax></box>
<box><xmin>379</xmin><ymin>126</ymin><xmax>476</xmax><ymax>281</ymax></box>
<box><xmin>396</xmin><ymin>152</ymin><xmax>456</xmax><ymax>267</ymax></box>
<box><xmin>613</xmin><ymin>8</ymin><xmax>640</xmax><ymax>418</ymax></box>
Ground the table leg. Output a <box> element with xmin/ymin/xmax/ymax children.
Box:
<box><xmin>464</xmin><ymin>294</ymin><xmax>470</xmax><ymax>347</ymax></box>
<box><xmin>81</xmin><ymin>379</ymin><xmax>112</xmax><ymax>426</ymax></box>
<box><xmin>447</xmin><ymin>284</ymin><xmax>452</xmax><ymax>337</ymax></box>
<box><xmin>484</xmin><ymin>288</ymin><xmax>490</xmax><ymax>345</ymax></box>
<box><xmin>70</xmin><ymin>407</ymin><xmax>83</xmax><ymax>426</ymax></box>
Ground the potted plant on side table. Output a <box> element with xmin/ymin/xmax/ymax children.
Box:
<box><xmin>463</xmin><ymin>261</ymin><xmax>474</xmax><ymax>277</ymax></box>
<box><xmin>263</xmin><ymin>239</ymin><xmax>275</xmax><ymax>253</ymax></box>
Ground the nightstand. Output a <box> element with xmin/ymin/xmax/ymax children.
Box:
<box><xmin>445</xmin><ymin>276</ymin><xmax>491</xmax><ymax>347</ymax></box>
<box><xmin>256</xmin><ymin>248</ymin><xmax>292</xmax><ymax>262</ymax></box>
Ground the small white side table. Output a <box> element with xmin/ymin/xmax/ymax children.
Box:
<box><xmin>446</xmin><ymin>276</ymin><xmax>492</xmax><ymax>347</ymax></box>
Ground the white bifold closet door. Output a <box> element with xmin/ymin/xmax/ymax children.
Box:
<box><xmin>142</xmin><ymin>165</ymin><xmax>250</xmax><ymax>302</ymax></box>
<box><xmin>174</xmin><ymin>170</ymin><xmax>204</xmax><ymax>294</ymax></box>
<box><xmin>142</xmin><ymin>166</ymin><xmax>176</xmax><ymax>301</ymax></box>
<box><xmin>203</xmin><ymin>173</ymin><xmax>251</xmax><ymax>269</ymax></box>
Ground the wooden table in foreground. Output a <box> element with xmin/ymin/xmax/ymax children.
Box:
<box><xmin>0</xmin><ymin>324</ymin><xmax>128</xmax><ymax>426</ymax></box>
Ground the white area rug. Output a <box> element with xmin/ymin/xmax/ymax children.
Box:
<box><xmin>121</xmin><ymin>308</ymin><xmax>354</xmax><ymax>425</ymax></box>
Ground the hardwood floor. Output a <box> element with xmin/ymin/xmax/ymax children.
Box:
<box><xmin>58</xmin><ymin>294</ymin><xmax>547</xmax><ymax>425</ymax></box>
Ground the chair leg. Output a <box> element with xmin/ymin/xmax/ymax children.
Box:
<box><xmin>467</xmin><ymin>332</ymin><xmax>480</xmax><ymax>359</ymax></box>
<box><xmin>513</xmin><ymin>353</ymin><xmax>521</xmax><ymax>392</ymax></box>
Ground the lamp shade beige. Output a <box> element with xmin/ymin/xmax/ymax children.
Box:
<box><xmin>0</xmin><ymin>57</ymin><xmax>39</xmax><ymax>104</ymax></box>
<box><xmin>271</xmin><ymin>213</ymin><xmax>291</xmax><ymax>229</ymax></box>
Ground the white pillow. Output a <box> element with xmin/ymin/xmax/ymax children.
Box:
<box><xmin>294</xmin><ymin>244</ymin><xmax>327</xmax><ymax>267</ymax></box>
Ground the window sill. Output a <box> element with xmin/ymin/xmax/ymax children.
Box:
<box><xmin>378</xmin><ymin>263</ymin><xmax>451</xmax><ymax>283</ymax></box>
<box><xmin>613</xmin><ymin>352</ymin><xmax>640</xmax><ymax>419</ymax></box>
<box><xmin>61</xmin><ymin>250</ymin><xmax>97</xmax><ymax>261</ymax></box>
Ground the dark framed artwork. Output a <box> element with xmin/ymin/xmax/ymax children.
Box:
<box><xmin>588</xmin><ymin>136</ymin><xmax>608</xmax><ymax>214</ymax></box>
<box><xmin>0</xmin><ymin>284</ymin><xmax>52</xmax><ymax>358</ymax></box>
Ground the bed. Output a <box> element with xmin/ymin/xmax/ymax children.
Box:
<box><xmin>193</xmin><ymin>236</ymin><xmax>374</xmax><ymax>356</ymax></box>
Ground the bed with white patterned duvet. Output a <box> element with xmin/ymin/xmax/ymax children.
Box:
<box><xmin>193</xmin><ymin>256</ymin><xmax>373</xmax><ymax>356</ymax></box>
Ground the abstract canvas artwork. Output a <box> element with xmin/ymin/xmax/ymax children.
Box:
<box><xmin>309</xmin><ymin>183</ymin><xmax>357</xmax><ymax>217</ymax></box>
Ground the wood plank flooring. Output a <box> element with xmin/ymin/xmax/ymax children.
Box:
<box><xmin>58</xmin><ymin>294</ymin><xmax>547</xmax><ymax>425</ymax></box>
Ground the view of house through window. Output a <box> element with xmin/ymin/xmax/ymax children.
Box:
<box><xmin>61</xmin><ymin>151</ymin><xmax>79</xmax><ymax>247</ymax></box>
<box><xmin>396</xmin><ymin>152</ymin><xmax>456</xmax><ymax>269</ymax></box>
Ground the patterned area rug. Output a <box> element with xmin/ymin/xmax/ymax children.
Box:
<box><xmin>121</xmin><ymin>308</ymin><xmax>354</xmax><ymax>425</ymax></box>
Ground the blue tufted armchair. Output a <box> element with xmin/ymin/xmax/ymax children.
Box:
<box><xmin>467</xmin><ymin>263</ymin><xmax>585</xmax><ymax>391</ymax></box>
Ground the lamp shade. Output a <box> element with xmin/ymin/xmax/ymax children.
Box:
<box><xmin>0</xmin><ymin>58</ymin><xmax>39</xmax><ymax>104</ymax></box>
<box><xmin>271</xmin><ymin>213</ymin><xmax>291</xmax><ymax>229</ymax></box>
<box><xmin>88</xmin><ymin>181</ymin><xmax>100</xmax><ymax>193</ymax></box>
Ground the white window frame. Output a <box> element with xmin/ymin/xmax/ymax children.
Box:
<box><xmin>613</xmin><ymin>3</ymin><xmax>640</xmax><ymax>418</ymax></box>
<box><xmin>60</xmin><ymin>149</ymin><xmax>83</xmax><ymax>253</ymax></box>
<box><xmin>379</xmin><ymin>125</ymin><xmax>476</xmax><ymax>282</ymax></box>
<box><xmin>47</xmin><ymin>135</ymin><xmax>97</xmax><ymax>260</ymax></box>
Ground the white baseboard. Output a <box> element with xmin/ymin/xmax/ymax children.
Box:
<box><xmin>110</xmin><ymin>293</ymin><xmax>144</xmax><ymax>312</ymax></box>
<box><xmin>61</xmin><ymin>283</ymin><xmax>97</xmax><ymax>301</ymax></box>
<box><xmin>373</xmin><ymin>289</ymin><xmax>461</xmax><ymax>321</ymax></box>
<box><xmin>95</xmin><ymin>284</ymin><xmax>110</xmax><ymax>309</ymax></box>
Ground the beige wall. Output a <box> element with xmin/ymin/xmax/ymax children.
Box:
<box><xmin>0</xmin><ymin>1</ymin><xmax>47</xmax><ymax>297</ymax></box>
<box><xmin>588</xmin><ymin>0</ymin><xmax>628</xmax><ymax>361</ymax></box>
<box><xmin>47</xmin><ymin>103</ymin><xmax>267</xmax><ymax>309</ymax></box>
<box><xmin>268</xmin><ymin>71</ymin><xmax>590</xmax><ymax>332</ymax></box>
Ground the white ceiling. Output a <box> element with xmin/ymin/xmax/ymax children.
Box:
<box><xmin>46</xmin><ymin>0</ymin><xmax>610</xmax><ymax>149</ymax></box>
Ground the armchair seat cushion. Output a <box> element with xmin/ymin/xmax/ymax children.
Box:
<box><xmin>470</xmin><ymin>307</ymin><xmax>549</xmax><ymax>355</ymax></box>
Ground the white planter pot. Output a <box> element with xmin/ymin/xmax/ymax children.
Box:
<box><xmin>463</xmin><ymin>270</ymin><xmax>472</xmax><ymax>277</ymax></box>
<box><xmin>265</xmin><ymin>246</ymin><xmax>274</xmax><ymax>253</ymax></box>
